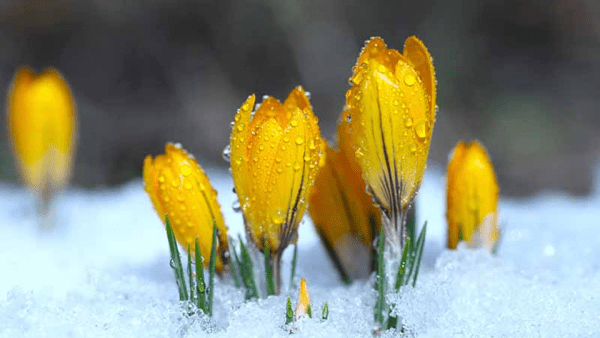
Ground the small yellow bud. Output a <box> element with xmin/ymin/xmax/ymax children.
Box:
<box><xmin>7</xmin><ymin>67</ymin><xmax>76</xmax><ymax>200</ymax></box>
<box><xmin>229</xmin><ymin>86</ymin><xmax>324</xmax><ymax>255</ymax></box>
<box><xmin>308</xmin><ymin>121</ymin><xmax>381</xmax><ymax>279</ymax></box>
<box><xmin>446</xmin><ymin>140</ymin><xmax>499</xmax><ymax>251</ymax></box>
<box><xmin>143</xmin><ymin>143</ymin><xmax>229</xmax><ymax>271</ymax></box>
<box><xmin>295</xmin><ymin>278</ymin><xmax>312</xmax><ymax>320</ymax></box>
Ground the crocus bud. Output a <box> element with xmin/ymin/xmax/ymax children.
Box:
<box><xmin>446</xmin><ymin>140</ymin><xmax>499</xmax><ymax>252</ymax></box>
<box><xmin>143</xmin><ymin>143</ymin><xmax>229</xmax><ymax>271</ymax></box>
<box><xmin>7</xmin><ymin>67</ymin><xmax>76</xmax><ymax>205</ymax></box>
<box><xmin>309</xmin><ymin>121</ymin><xmax>381</xmax><ymax>280</ymax></box>
<box><xmin>341</xmin><ymin>36</ymin><xmax>436</xmax><ymax>248</ymax></box>
<box><xmin>229</xmin><ymin>86</ymin><xmax>324</xmax><ymax>255</ymax></box>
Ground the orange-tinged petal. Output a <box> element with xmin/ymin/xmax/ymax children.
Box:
<box><xmin>143</xmin><ymin>143</ymin><xmax>229</xmax><ymax>271</ymax></box>
<box><xmin>343</xmin><ymin>36</ymin><xmax>435</xmax><ymax>219</ymax></box>
<box><xmin>7</xmin><ymin>67</ymin><xmax>76</xmax><ymax>195</ymax></box>
<box><xmin>446</xmin><ymin>140</ymin><xmax>499</xmax><ymax>251</ymax></box>
<box><xmin>230</xmin><ymin>86</ymin><xmax>324</xmax><ymax>253</ymax></box>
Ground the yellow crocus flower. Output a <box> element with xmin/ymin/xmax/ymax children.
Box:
<box><xmin>341</xmin><ymin>36</ymin><xmax>436</xmax><ymax>246</ymax></box>
<box><xmin>229</xmin><ymin>86</ymin><xmax>324</xmax><ymax>289</ymax></box>
<box><xmin>7</xmin><ymin>67</ymin><xmax>76</xmax><ymax>205</ymax></box>
<box><xmin>143</xmin><ymin>143</ymin><xmax>229</xmax><ymax>272</ymax></box>
<box><xmin>308</xmin><ymin>121</ymin><xmax>381</xmax><ymax>280</ymax></box>
<box><xmin>446</xmin><ymin>140</ymin><xmax>499</xmax><ymax>252</ymax></box>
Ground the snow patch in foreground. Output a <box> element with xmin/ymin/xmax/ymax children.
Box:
<box><xmin>1</xmin><ymin>166</ymin><xmax>599</xmax><ymax>337</ymax></box>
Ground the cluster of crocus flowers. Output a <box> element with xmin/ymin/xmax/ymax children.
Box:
<box><xmin>7</xmin><ymin>67</ymin><xmax>76</xmax><ymax>219</ymax></box>
<box><xmin>446</xmin><ymin>140</ymin><xmax>500</xmax><ymax>252</ymax></box>
<box><xmin>308</xmin><ymin>121</ymin><xmax>381</xmax><ymax>281</ymax></box>
<box><xmin>229</xmin><ymin>86</ymin><xmax>324</xmax><ymax>293</ymax></box>
<box><xmin>143</xmin><ymin>143</ymin><xmax>230</xmax><ymax>271</ymax></box>
<box><xmin>341</xmin><ymin>36</ymin><xmax>436</xmax><ymax>256</ymax></box>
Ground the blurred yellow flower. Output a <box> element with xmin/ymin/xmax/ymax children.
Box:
<box><xmin>341</xmin><ymin>36</ymin><xmax>436</xmax><ymax>245</ymax></box>
<box><xmin>7</xmin><ymin>67</ymin><xmax>76</xmax><ymax>203</ymax></box>
<box><xmin>446</xmin><ymin>140</ymin><xmax>499</xmax><ymax>252</ymax></box>
<box><xmin>143</xmin><ymin>143</ymin><xmax>229</xmax><ymax>271</ymax></box>
<box><xmin>229</xmin><ymin>86</ymin><xmax>324</xmax><ymax>287</ymax></box>
<box><xmin>308</xmin><ymin>121</ymin><xmax>381</xmax><ymax>280</ymax></box>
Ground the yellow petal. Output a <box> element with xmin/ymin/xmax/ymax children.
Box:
<box><xmin>7</xmin><ymin>67</ymin><xmax>76</xmax><ymax>195</ymax></box>
<box><xmin>343</xmin><ymin>37</ymin><xmax>435</xmax><ymax>217</ymax></box>
<box><xmin>230</xmin><ymin>86</ymin><xmax>324</xmax><ymax>253</ymax></box>
<box><xmin>143</xmin><ymin>143</ymin><xmax>230</xmax><ymax>271</ymax></box>
<box><xmin>446</xmin><ymin>141</ymin><xmax>499</xmax><ymax>250</ymax></box>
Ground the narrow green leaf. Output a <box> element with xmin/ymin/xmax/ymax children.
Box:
<box><xmin>322</xmin><ymin>302</ymin><xmax>329</xmax><ymax>320</ymax></box>
<box><xmin>395</xmin><ymin>236</ymin><xmax>411</xmax><ymax>290</ymax></box>
<box><xmin>207</xmin><ymin>221</ymin><xmax>218</xmax><ymax>316</ymax></box>
<box><xmin>374</xmin><ymin>225</ymin><xmax>385</xmax><ymax>324</ymax></box>
<box><xmin>229</xmin><ymin>239</ymin><xmax>241</xmax><ymax>289</ymax></box>
<box><xmin>406</xmin><ymin>204</ymin><xmax>416</xmax><ymax>251</ymax></box>
<box><xmin>239</xmin><ymin>234</ymin><xmax>259</xmax><ymax>300</ymax></box>
<box><xmin>286</xmin><ymin>297</ymin><xmax>294</xmax><ymax>324</ymax></box>
<box><xmin>411</xmin><ymin>222</ymin><xmax>427</xmax><ymax>287</ymax></box>
<box><xmin>289</xmin><ymin>244</ymin><xmax>298</xmax><ymax>290</ymax></box>
<box><xmin>187</xmin><ymin>246</ymin><xmax>195</xmax><ymax>304</ymax></box>
<box><xmin>195</xmin><ymin>237</ymin><xmax>206</xmax><ymax>313</ymax></box>
<box><xmin>264</xmin><ymin>239</ymin><xmax>276</xmax><ymax>296</ymax></box>
<box><xmin>307</xmin><ymin>304</ymin><xmax>313</xmax><ymax>318</ymax></box>
<box><xmin>165</xmin><ymin>215</ymin><xmax>188</xmax><ymax>301</ymax></box>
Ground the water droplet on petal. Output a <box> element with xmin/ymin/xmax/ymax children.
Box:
<box><xmin>296</xmin><ymin>137</ymin><xmax>304</xmax><ymax>145</ymax></box>
<box><xmin>415</xmin><ymin>120</ymin><xmax>427</xmax><ymax>139</ymax></box>
<box><xmin>404</xmin><ymin>74</ymin><xmax>416</xmax><ymax>86</ymax></box>
<box><xmin>404</xmin><ymin>117</ymin><xmax>413</xmax><ymax>127</ymax></box>
<box><xmin>181</xmin><ymin>165</ymin><xmax>192</xmax><ymax>176</ymax></box>
<box><xmin>409</xmin><ymin>143</ymin><xmax>417</xmax><ymax>153</ymax></box>
<box><xmin>232</xmin><ymin>199</ymin><xmax>241</xmax><ymax>212</ymax></box>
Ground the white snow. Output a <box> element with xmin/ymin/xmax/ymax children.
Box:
<box><xmin>1</xmin><ymin>165</ymin><xmax>599</xmax><ymax>337</ymax></box>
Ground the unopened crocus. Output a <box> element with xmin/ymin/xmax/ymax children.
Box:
<box><xmin>341</xmin><ymin>36</ymin><xmax>436</xmax><ymax>253</ymax></box>
<box><xmin>308</xmin><ymin>121</ymin><xmax>381</xmax><ymax>281</ymax></box>
<box><xmin>229</xmin><ymin>86</ymin><xmax>324</xmax><ymax>292</ymax></box>
<box><xmin>7</xmin><ymin>67</ymin><xmax>76</xmax><ymax>215</ymax></box>
<box><xmin>143</xmin><ymin>143</ymin><xmax>229</xmax><ymax>271</ymax></box>
<box><xmin>446</xmin><ymin>140</ymin><xmax>499</xmax><ymax>252</ymax></box>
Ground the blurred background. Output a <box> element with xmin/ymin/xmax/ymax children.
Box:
<box><xmin>0</xmin><ymin>0</ymin><xmax>599</xmax><ymax>196</ymax></box>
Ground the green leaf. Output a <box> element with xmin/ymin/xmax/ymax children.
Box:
<box><xmin>307</xmin><ymin>304</ymin><xmax>313</xmax><ymax>318</ymax></box>
<box><xmin>195</xmin><ymin>237</ymin><xmax>206</xmax><ymax>313</ymax></box>
<box><xmin>239</xmin><ymin>235</ymin><xmax>259</xmax><ymax>300</ymax></box>
<box><xmin>411</xmin><ymin>222</ymin><xmax>427</xmax><ymax>287</ymax></box>
<box><xmin>207</xmin><ymin>221</ymin><xmax>218</xmax><ymax>316</ymax></box>
<box><xmin>322</xmin><ymin>302</ymin><xmax>329</xmax><ymax>320</ymax></box>
<box><xmin>187</xmin><ymin>246</ymin><xmax>195</xmax><ymax>304</ymax></box>
<box><xmin>396</xmin><ymin>236</ymin><xmax>412</xmax><ymax>289</ymax></box>
<box><xmin>229</xmin><ymin>239</ymin><xmax>241</xmax><ymax>289</ymax></box>
<box><xmin>289</xmin><ymin>244</ymin><xmax>298</xmax><ymax>290</ymax></box>
<box><xmin>165</xmin><ymin>214</ymin><xmax>188</xmax><ymax>301</ymax></box>
<box><xmin>286</xmin><ymin>297</ymin><xmax>294</xmax><ymax>324</ymax></box>
<box><xmin>264</xmin><ymin>239</ymin><xmax>276</xmax><ymax>296</ymax></box>
<box><xmin>374</xmin><ymin>225</ymin><xmax>385</xmax><ymax>324</ymax></box>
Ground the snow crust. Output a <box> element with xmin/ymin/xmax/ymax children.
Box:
<box><xmin>1</xmin><ymin>165</ymin><xmax>599</xmax><ymax>337</ymax></box>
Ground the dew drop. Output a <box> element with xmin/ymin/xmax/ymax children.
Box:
<box><xmin>415</xmin><ymin>120</ymin><xmax>427</xmax><ymax>139</ymax></box>
<box><xmin>232</xmin><ymin>199</ymin><xmax>241</xmax><ymax>212</ymax></box>
<box><xmin>404</xmin><ymin>74</ymin><xmax>416</xmax><ymax>86</ymax></box>
<box><xmin>346</xmin><ymin>114</ymin><xmax>352</xmax><ymax>122</ymax></box>
<box><xmin>404</xmin><ymin>117</ymin><xmax>413</xmax><ymax>127</ymax></box>
<box><xmin>199</xmin><ymin>183</ymin><xmax>205</xmax><ymax>191</ymax></box>
<box><xmin>171</xmin><ymin>180</ymin><xmax>179</xmax><ymax>188</ymax></box>
<box><xmin>295</xmin><ymin>137</ymin><xmax>304</xmax><ymax>145</ymax></box>
<box><xmin>181</xmin><ymin>165</ymin><xmax>192</xmax><ymax>176</ymax></box>
<box><xmin>290</xmin><ymin>120</ymin><xmax>298</xmax><ymax>127</ymax></box>
<box><xmin>222</xmin><ymin>145</ymin><xmax>231</xmax><ymax>163</ymax></box>
<box><xmin>158</xmin><ymin>175</ymin><xmax>165</xmax><ymax>183</ymax></box>
<box><xmin>409</xmin><ymin>143</ymin><xmax>417</xmax><ymax>153</ymax></box>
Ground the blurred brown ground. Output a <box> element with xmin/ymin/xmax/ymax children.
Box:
<box><xmin>0</xmin><ymin>0</ymin><xmax>599</xmax><ymax>196</ymax></box>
